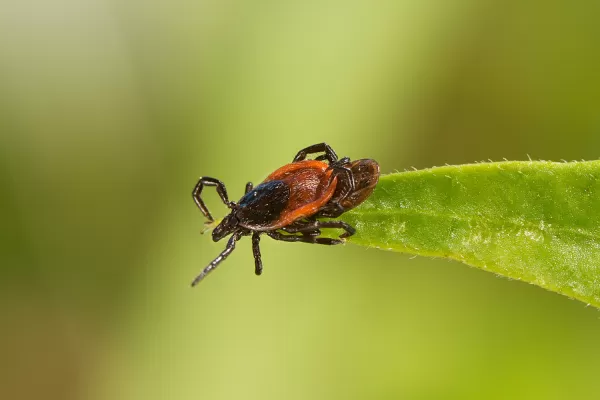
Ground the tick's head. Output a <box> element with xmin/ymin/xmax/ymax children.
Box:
<box><xmin>212</xmin><ymin>212</ymin><xmax>239</xmax><ymax>241</ymax></box>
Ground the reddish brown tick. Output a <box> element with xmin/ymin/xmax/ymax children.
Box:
<box><xmin>191</xmin><ymin>143</ymin><xmax>379</xmax><ymax>285</ymax></box>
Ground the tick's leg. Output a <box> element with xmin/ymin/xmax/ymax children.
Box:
<box><xmin>318</xmin><ymin>158</ymin><xmax>355</xmax><ymax>218</ymax></box>
<box><xmin>329</xmin><ymin>158</ymin><xmax>355</xmax><ymax>196</ymax></box>
<box><xmin>281</xmin><ymin>226</ymin><xmax>321</xmax><ymax>237</ymax></box>
<box><xmin>192</xmin><ymin>177</ymin><xmax>233</xmax><ymax>222</ymax></box>
<box><xmin>282</xmin><ymin>220</ymin><xmax>355</xmax><ymax>239</ymax></box>
<box><xmin>252</xmin><ymin>232</ymin><xmax>263</xmax><ymax>275</ymax></box>
<box><xmin>315</xmin><ymin>203</ymin><xmax>346</xmax><ymax>218</ymax></box>
<box><xmin>245</xmin><ymin>182</ymin><xmax>253</xmax><ymax>194</ymax></box>
<box><xmin>333</xmin><ymin>156</ymin><xmax>351</xmax><ymax>165</ymax></box>
<box><xmin>315</xmin><ymin>220</ymin><xmax>356</xmax><ymax>239</ymax></box>
<box><xmin>293</xmin><ymin>143</ymin><xmax>338</xmax><ymax>164</ymax></box>
<box><xmin>267</xmin><ymin>231</ymin><xmax>343</xmax><ymax>245</ymax></box>
<box><xmin>191</xmin><ymin>231</ymin><xmax>242</xmax><ymax>286</ymax></box>
<box><xmin>281</xmin><ymin>221</ymin><xmax>320</xmax><ymax>236</ymax></box>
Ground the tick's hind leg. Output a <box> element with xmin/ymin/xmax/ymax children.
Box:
<box><xmin>267</xmin><ymin>231</ymin><xmax>344</xmax><ymax>245</ymax></box>
<box><xmin>191</xmin><ymin>231</ymin><xmax>242</xmax><ymax>286</ymax></box>
<box><xmin>321</xmin><ymin>158</ymin><xmax>355</xmax><ymax>217</ymax></box>
<box><xmin>293</xmin><ymin>143</ymin><xmax>339</xmax><ymax>164</ymax></box>
<box><xmin>314</xmin><ymin>204</ymin><xmax>345</xmax><ymax>218</ymax></box>
<box><xmin>283</xmin><ymin>220</ymin><xmax>355</xmax><ymax>239</ymax></box>
<box><xmin>252</xmin><ymin>232</ymin><xmax>263</xmax><ymax>275</ymax></box>
<box><xmin>192</xmin><ymin>177</ymin><xmax>233</xmax><ymax>222</ymax></box>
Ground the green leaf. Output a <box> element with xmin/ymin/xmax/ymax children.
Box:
<box><xmin>339</xmin><ymin>160</ymin><xmax>600</xmax><ymax>307</ymax></box>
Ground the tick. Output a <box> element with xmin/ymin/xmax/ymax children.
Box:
<box><xmin>191</xmin><ymin>143</ymin><xmax>379</xmax><ymax>286</ymax></box>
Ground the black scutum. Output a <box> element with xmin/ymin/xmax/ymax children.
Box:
<box><xmin>236</xmin><ymin>180</ymin><xmax>290</xmax><ymax>228</ymax></box>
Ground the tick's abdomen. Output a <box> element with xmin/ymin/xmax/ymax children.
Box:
<box><xmin>238</xmin><ymin>161</ymin><xmax>337</xmax><ymax>230</ymax></box>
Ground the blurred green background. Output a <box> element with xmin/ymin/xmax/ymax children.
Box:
<box><xmin>2</xmin><ymin>1</ymin><xmax>600</xmax><ymax>399</ymax></box>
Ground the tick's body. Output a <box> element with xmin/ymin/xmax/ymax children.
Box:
<box><xmin>247</xmin><ymin>160</ymin><xmax>337</xmax><ymax>230</ymax></box>
<box><xmin>191</xmin><ymin>143</ymin><xmax>379</xmax><ymax>286</ymax></box>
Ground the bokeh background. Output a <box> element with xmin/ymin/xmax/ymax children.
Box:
<box><xmin>2</xmin><ymin>1</ymin><xmax>600</xmax><ymax>399</ymax></box>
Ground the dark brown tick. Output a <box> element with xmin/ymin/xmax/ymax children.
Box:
<box><xmin>191</xmin><ymin>143</ymin><xmax>379</xmax><ymax>285</ymax></box>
